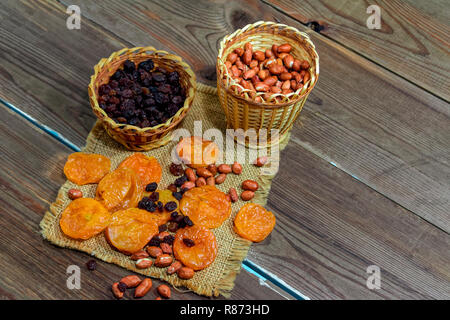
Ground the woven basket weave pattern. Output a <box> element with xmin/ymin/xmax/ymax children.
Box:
<box><xmin>88</xmin><ymin>47</ymin><xmax>197</xmax><ymax>151</ymax></box>
<box><xmin>216</xmin><ymin>21</ymin><xmax>319</xmax><ymax>145</ymax></box>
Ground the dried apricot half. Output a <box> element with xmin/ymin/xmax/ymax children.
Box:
<box><xmin>173</xmin><ymin>225</ymin><xmax>218</xmax><ymax>271</ymax></box>
<box><xmin>105</xmin><ymin>208</ymin><xmax>159</xmax><ymax>254</ymax></box>
<box><xmin>176</xmin><ymin>136</ymin><xmax>219</xmax><ymax>168</ymax></box>
<box><xmin>63</xmin><ymin>152</ymin><xmax>110</xmax><ymax>185</ymax></box>
<box><xmin>143</xmin><ymin>189</ymin><xmax>179</xmax><ymax>226</ymax></box>
<box><xmin>118</xmin><ymin>153</ymin><xmax>162</xmax><ymax>186</ymax></box>
<box><xmin>96</xmin><ymin>167</ymin><xmax>143</xmax><ymax>212</ymax></box>
<box><xmin>234</xmin><ymin>203</ymin><xmax>276</xmax><ymax>242</ymax></box>
<box><xmin>179</xmin><ymin>185</ymin><xmax>231</xmax><ymax>229</ymax></box>
<box><xmin>60</xmin><ymin>198</ymin><xmax>110</xmax><ymax>240</ymax></box>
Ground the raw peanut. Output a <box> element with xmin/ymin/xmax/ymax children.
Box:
<box><xmin>215</xmin><ymin>173</ymin><xmax>227</xmax><ymax>184</ymax></box>
<box><xmin>218</xmin><ymin>164</ymin><xmax>232</xmax><ymax>174</ymax></box>
<box><xmin>147</xmin><ymin>246</ymin><xmax>163</xmax><ymax>258</ymax></box>
<box><xmin>134</xmin><ymin>278</ymin><xmax>152</xmax><ymax>298</ymax></box>
<box><xmin>278</xmin><ymin>52</ymin><xmax>288</xmax><ymax>60</ymax></box>
<box><xmin>120</xmin><ymin>275</ymin><xmax>142</xmax><ymax>288</ymax></box>
<box><xmin>249</xmin><ymin>60</ymin><xmax>258</xmax><ymax>69</ymax></box>
<box><xmin>196</xmin><ymin>167</ymin><xmax>213</xmax><ymax>178</ymax></box>
<box><xmin>155</xmin><ymin>254</ymin><xmax>173</xmax><ymax>267</ymax></box>
<box><xmin>229</xmin><ymin>188</ymin><xmax>238</xmax><ymax>202</ymax></box>
<box><xmin>231</xmin><ymin>65</ymin><xmax>240</xmax><ymax>78</ymax></box>
<box><xmin>258</xmin><ymin>69</ymin><xmax>270</xmax><ymax>80</ymax></box>
<box><xmin>243</xmin><ymin>49</ymin><xmax>252</xmax><ymax>65</ymax></box>
<box><xmin>283</xmin><ymin>54</ymin><xmax>294</xmax><ymax>68</ymax></box>
<box><xmin>280</xmin><ymin>72</ymin><xmax>292</xmax><ymax>81</ymax></box>
<box><xmin>278</xmin><ymin>43</ymin><xmax>292</xmax><ymax>53</ymax></box>
<box><xmin>185</xmin><ymin>168</ymin><xmax>197</xmax><ymax>182</ymax></box>
<box><xmin>271</xmin><ymin>44</ymin><xmax>279</xmax><ymax>56</ymax></box>
<box><xmin>303</xmin><ymin>71</ymin><xmax>310</xmax><ymax>83</ymax></box>
<box><xmin>270</xmin><ymin>86</ymin><xmax>281</xmax><ymax>94</ymax></box>
<box><xmin>232</xmin><ymin>162</ymin><xmax>242</xmax><ymax>174</ymax></box>
<box><xmin>181</xmin><ymin>181</ymin><xmax>195</xmax><ymax>190</ymax></box>
<box><xmin>297</xmin><ymin>83</ymin><xmax>304</xmax><ymax>91</ymax></box>
<box><xmin>252</xmin><ymin>66</ymin><xmax>260</xmax><ymax>74</ymax></box>
<box><xmin>263</xmin><ymin>76</ymin><xmax>277</xmax><ymax>86</ymax></box>
<box><xmin>167</xmin><ymin>183</ymin><xmax>177</xmax><ymax>193</ymax></box>
<box><xmin>130</xmin><ymin>250</ymin><xmax>149</xmax><ymax>261</ymax></box>
<box><xmin>241</xmin><ymin>190</ymin><xmax>255</xmax><ymax>201</ymax></box>
<box><xmin>225</xmin><ymin>61</ymin><xmax>232</xmax><ymax>70</ymax></box>
<box><xmin>269</xmin><ymin>63</ymin><xmax>283</xmax><ymax>75</ymax></box>
<box><xmin>253</xmin><ymin>50</ymin><xmax>265</xmax><ymax>62</ymax></box>
<box><xmin>235</xmin><ymin>58</ymin><xmax>245</xmax><ymax>70</ymax></box>
<box><xmin>234</xmin><ymin>47</ymin><xmax>244</xmax><ymax>56</ymax></box>
<box><xmin>242</xmin><ymin>179</ymin><xmax>259</xmax><ymax>191</ymax></box>
<box><xmin>293</xmin><ymin>72</ymin><xmax>302</xmax><ymax>83</ymax></box>
<box><xmin>276</xmin><ymin>58</ymin><xmax>283</xmax><ymax>66</ymax></box>
<box><xmin>112</xmin><ymin>282</ymin><xmax>124</xmax><ymax>299</ymax></box>
<box><xmin>157</xmin><ymin>284</ymin><xmax>171</xmax><ymax>299</ymax></box>
<box><xmin>293</xmin><ymin>59</ymin><xmax>301</xmax><ymax>71</ymax></box>
<box><xmin>206</xmin><ymin>176</ymin><xmax>215</xmax><ymax>186</ymax></box>
<box><xmin>225</xmin><ymin>194</ymin><xmax>231</xmax><ymax>202</ymax></box>
<box><xmin>251</xmin><ymin>75</ymin><xmax>261</xmax><ymax>85</ymax></box>
<box><xmin>240</xmin><ymin>79</ymin><xmax>251</xmax><ymax>90</ymax></box>
<box><xmin>255</xmin><ymin>83</ymin><xmax>270</xmax><ymax>92</ymax></box>
<box><xmin>265</xmin><ymin>49</ymin><xmax>274</xmax><ymax>58</ymax></box>
<box><xmin>301</xmin><ymin>60</ymin><xmax>310</xmax><ymax>70</ymax></box>
<box><xmin>248</xmin><ymin>82</ymin><xmax>256</xmax><ymax>92</ymax></box>
<box><xmin>167</xmin><ymin>261</ymin><xmax>182</xmax><ymax>275</ymax></box>
<box><xmin>254</xmin><ymin>96</ymin><xmax>263</xmax><ymax>103</ymax></box>
<box><xmin>160</xmin><ymin>242</ymin><xmax>173</xmax><ymax>254</ymax></box>
<box><xmin>254</xmin><ymin>156</ymin><xmax>268</xmax><ymax>167</ymax></box>
<box><xmin>264</xmin><ymin>58</ymin><xmax>276</xmax><ymax>68</ymax></box>
<box><xmin>207</xmin><ymin>164</ymin><xmax>218</xmax><ymax>176</ymax></box>
<box><xmin>227</xmin><ymin>52</ymin><xmax>237</xmax><ymax>64</ymax></box>
<box><xmin>282</xmin><ymin>80</ymin><xmax>291</xmax><ymax>90</ymax></box>
<box><xmin>282</xmin><ymin>89</ymin><xmax>293</xmax><ymax>94</ymax></box>
<box><xmin>244</xmin><ymin>42</ymin><xmax>253</xmax><ymax>52</ymax></box>
<box><xmin>177</xmin><ymin>267</ymin><xmax>195</xmax><ymax>279</ymax></box>
<box><xmin>136</xmin><ymin>258</ymin><xmax>153</xmax><ymax>269</ymax></box>
<box><xmin>291</xmin><ymin>80</ymin><xmax>297</xmax><ymax>90</ymax></box>
<box><xmin>68</xmin><ymin>188</ymin><xmax>83</xmax><ymax>200</ymax></box>
<box><xmin>196</xmin><ymin>177</ymin><xmax>207</xmax><ymax>187</ymax></box>
<box><xmin>158</xmin><ymin>231</ymin><xmax>170</xmax><ymax>240</ymax></box>
<box><xmin>275</xmin><ymin>80</ymin><xmax>282</xmax><ymax>88</ymax></box>
<box><xmin>243</xmin><ymin>68</ymin><xmax>257</xmax><ymax>80</ymax></box>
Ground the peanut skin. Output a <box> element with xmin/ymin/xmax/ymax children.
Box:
<box><xmin>241</xmin><ymin>190</ymin><xmax>255</xmax><ymax>201</ymax></box>
<box><xmin>157</xmin><ymin>284</ymin><xmax>171</xmax><ymax>299</ymax></box>
<box><xmin>134</xmin><ymin>278</ymin><xmax>152</xmax><ymax>298</ymax></box>
<box><xmin>120</xmin><ymin>275</ymin><xmax>142</xmax><ymax>288</ymax></box>
<box><xmin>177</xmin><ymin>267</ymin><xmax>195</xmax><ymax>279</ymax></box>
<box><xmin>112</xmin><ymin>282</ymin><xmax>123</xmax><ymax>299</ymax></box>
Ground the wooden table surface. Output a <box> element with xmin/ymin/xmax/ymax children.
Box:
<box><xmin>0</xmin><ymin>0</ymin><xmax>449</xmax><ymax>300</ymax></box>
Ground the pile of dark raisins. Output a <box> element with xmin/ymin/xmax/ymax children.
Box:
<box><xmin>97</xmin><ymin>59</ymin><xmax>186</xmax><ymax>128</ymax></box>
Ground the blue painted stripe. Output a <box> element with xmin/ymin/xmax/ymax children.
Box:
<box><xmin>0</xmin><ymin>98</ymin><xmax>81</xmax><ymax>152</ymax></box>
<box><xmin>1</xmin><ymin>97</ymin><xmax>310</xmax><ymax>300</ymax></box>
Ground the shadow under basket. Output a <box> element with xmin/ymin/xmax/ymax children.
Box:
<box><xmin>88</xmin><ymin>47</ymin><xmax>196</xmax><ymax>151</ymax></box>
<box><xmin>217</xmin><ymin>21</ymin><xmax>319</xmax><ymax>148</ymax></box>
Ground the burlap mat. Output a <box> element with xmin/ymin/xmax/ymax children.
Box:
<box><xmin>40</xmin><ymin>83</ymin><xmax>290</xmax><ymax>297</ymax></box>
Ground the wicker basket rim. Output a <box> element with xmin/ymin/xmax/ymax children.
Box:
<box><xmin>88</xmin><ymin>46</ymin><xmax>196</xmax><ymax>134</ymax></box>
<box><xmin>217</xmin><ymin>21</ymin><xmax>319</xmax><ymax>109</ymax></box>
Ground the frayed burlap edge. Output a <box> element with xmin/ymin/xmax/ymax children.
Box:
<box><xmin>40</xmin><ymin>82</ymin><xmax>291</xmax><ymax>298</ymax></box>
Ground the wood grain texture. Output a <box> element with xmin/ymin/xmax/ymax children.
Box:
<box><xmin>0</xmin><ymin>0</ymin><xmax>449</xmax><ymax>299</ymax></box>
<box><xmin>53</xmin><ymin>0</ymin><xmax>450</xmax><ymax>235</ymax></box>
<box><xmin>0</xmin><ymin>104</ymin><xmax>289</xmax><ymax>300</ymax></box>
<box><xmin>265</xmin><ymin>0</ymin><xmax>450</xmax><ymax>101</ymax></box>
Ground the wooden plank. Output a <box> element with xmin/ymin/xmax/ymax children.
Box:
<box><xmin>1</xmin><ymin>0</ymin><xmax>449</xmax><ymax>299</ymax></box>
<box><xmin>50</xmin><ymin>0</ymin><xmax>449</xmax><ymax>236</ymax></box>
<box><xmin>0</xmin><ymin>105</ymin><xmax>289</xmax><ymax>300</ymax></box>
<box><xmin>264</xmin><ymin>0</ymin><xmax>450</xmax><ymax>101</ymax></box>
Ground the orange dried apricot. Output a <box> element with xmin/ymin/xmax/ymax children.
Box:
<box><xmin>63</xmin><ymin>152</ymin><xmax>110</xmax><ymax>185</ymax></box>
<box><xmin>234</xmin><ymin>203</ymin><xmax>276</xmax><ymax>242</ymax></box>
<box><xmin>143</xmin><ymin>189</ymin><xmax>179</xmax><ymax>226</ymax></box>
<box><xmin>173</xmin><ymin>225</ymin><xmax>218</xmax><ymax>271</ymax></box>
<box><xmin>179</xmin><ymin>185</ymin><xmax>231</xmax><ymax>229</ymax></box>
<box><xmin>176</xmin><ymin>136</ymin><xmax>219</xmax><ymax>169</ymax></box>
<box><xmin>105</xmin><ymin>208</ymin><xmax>159</xmax><ymax>254</ymax></box>
<box><xmin>60</xmin><ymin>198</ymin><xmax>110</xmax><ymax>240</ymax></box>
<box><xmin>118</xmin><ymin>153</ymin><xmax>162</xmax><ymax>186</ymax></box>
<box><xmin>96</xmin><ymin>167</ymin><xmax>143</xmax><ymax>212</ymax></box>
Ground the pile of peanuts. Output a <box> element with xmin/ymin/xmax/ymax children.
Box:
<box><xmin>174</xmin><ymin>156</ymin><xmax>268</xmax><ymax>202</ymax></box>
<box><xmin>223</xmin><ymin>42</ymin><xmax>311</xmax><ymax>103</ymax></box>
<box><xmin>112</xmin><ymin>275</ymin><xmax>172</xmax><ymax>300</ymax></box>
